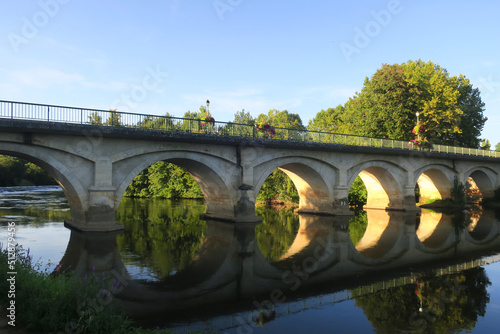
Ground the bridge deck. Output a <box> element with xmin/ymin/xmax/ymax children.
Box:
<box><xmin>1</xmin><ymin>99</ymin><xmax>499</xmax><ymax>159</ymax></box>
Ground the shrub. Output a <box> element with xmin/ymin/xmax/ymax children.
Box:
<box><xmin>450</xmin><ymin>176</ymin><xmax>466</xmax><ymax>207</ymax></box>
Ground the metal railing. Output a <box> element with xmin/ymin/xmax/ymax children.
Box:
<box><xmin>1</xmin><ymin>99</ymin><xmax>499</xmax><ymax>158</ymax></box>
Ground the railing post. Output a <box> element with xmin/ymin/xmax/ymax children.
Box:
<box><xmin>10</xmin><ymin>102</ymin><xmax>13</xmax><ymax>119</ymax></box>
<box><xmin>47</xmin><ymin>106</ymin><xmax>50</xmax><ymax>122</ymax></box>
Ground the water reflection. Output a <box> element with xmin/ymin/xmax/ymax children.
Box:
<box><xmin>355</xmin><ymin>267</ymin><xmax>491</xmax><ymax>333</ymax></box>
<box><xmin>52</xmin><ymin>201</ymin><xmax>500</xmax><ymax>332</ymax></box>
<box><xmin>116</xmin><ymin>197</ymin><xmax>207</xmax><ymax>280</ymax></box>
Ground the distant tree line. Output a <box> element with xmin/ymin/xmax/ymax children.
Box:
<box><xmin>0</xmin><ymin>155</ymin><xmax>56</xmax><ymax>187</ymax></box>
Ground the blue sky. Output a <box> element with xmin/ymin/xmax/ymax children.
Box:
<box><xmin>1</xmin><ymin>0</ymin><xmax>500</xmax><ymax>146</ymax></box>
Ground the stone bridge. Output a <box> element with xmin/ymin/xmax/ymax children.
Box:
<box><xmin>1</xmin><ymin>119</ymin><xmax>499</xmax><ymax>231</ymax></box>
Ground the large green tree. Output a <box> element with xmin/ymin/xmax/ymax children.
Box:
<box><xmin>344</xmin><ymin>63</ymin><xmax>421</xmax><ymax>139</ymax></box>
<box><xmin>449</xmin><ymin>75</ymin><xmax>487</xmax><ymax>147</ymax></box>
<box><xmin>309</xmin><ymin>60</ymin><xmax>487</xmax><ymax>147</ymax></box>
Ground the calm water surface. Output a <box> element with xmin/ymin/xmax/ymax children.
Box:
<box><xmin>2</xmin><ymin>186</ymin><xmax>500</xmax><ymax>333</ymax></box>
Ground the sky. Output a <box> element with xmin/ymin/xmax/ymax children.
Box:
<box><xmin>1</xmin><ymin>0</ymin><xmax>500</xmax><ymax>146</ymax></box>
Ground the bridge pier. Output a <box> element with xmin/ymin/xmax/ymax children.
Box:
<box><xmin>294</xmin><ymin>186</ymin><xmax>353</xmax><ymax>216</ymax></box>
<box><xmin>65</xmin><ymin>157</ymin><xmax>124</xmax><ymax>232</ymax></box>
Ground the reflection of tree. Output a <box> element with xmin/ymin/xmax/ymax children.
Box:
<box><xmin>348</xmin><ymin>210</ymin><xmax>368</xmax><ymax>246</ymax></box>
<box><xmin>355</xmin><ymin>285</ymin><xmax>417</xmax><ymax>333</ymax></box>
<box><xmin>116</xmin><ymin>198</ymin><xmax>206</xmax><ymax>279</ymax></box>
<box><xmin>255</xmin><ymin>206</ymin><xmax>299</xmax><ymax>262</ymax></box>
<box><xmin>354</xmin><ymin>268</ymin><xmax>491</xmax><ymax>333</ymax></box>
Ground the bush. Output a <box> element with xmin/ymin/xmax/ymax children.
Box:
<box><xmin>450</xmin><ymin>176</ymin><xmax>466</xmax><ymax>207</ymax></box>
<box><xmin>0</xmin><ymin>244</ymin><xmax>175</xmax><ymax>333</ymax></box>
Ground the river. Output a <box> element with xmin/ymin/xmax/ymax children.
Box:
<box><xmin>2</xmin><ymin>185</ymin><xmax>500</xmax><ymax>333</ymax></box>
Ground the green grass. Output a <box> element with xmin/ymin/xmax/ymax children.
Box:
<box><xmin>0</xmin><ymin>244</ymin><xmax>176</xmax><ymax>334</ymax></box>
<box><xmin>418</xmin><ymin>198</ymin><xmax>457</xmax><ymax>206</ymax></box>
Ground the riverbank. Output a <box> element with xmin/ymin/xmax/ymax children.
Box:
<box><xmin>0</xmin><ymin>246</ymin><xmax>176</xmax><ymax>334</ymax></box>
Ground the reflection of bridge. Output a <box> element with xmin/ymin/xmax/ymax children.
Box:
<box><xmin>56</xmin><ymin>209</ymin><xmax>500</xmax><ymax>331</ymax></box>
<box><xmin>1</xmin><ymin>100</ymin><xmax>500</xmax><ymax>231</ymax></box>
<box><xmin>179</xmin><ymin>255</ymin><xmax>500</xmax><ymax>334</ymax></box>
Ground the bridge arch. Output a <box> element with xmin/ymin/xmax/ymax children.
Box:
<box><xmin>0</xmin><ymin>143</ymin><xmax>89</xmax><ymax>224</ymax></box>
<box><xmin>348</xmin><ymin>161</ymin><xmax>406</xmax><ymax>210</ymax></box>
<box><xmin>253</xmin><ymin>157</ymin><xmax>337</xmax><ymax>213</ymax></box>
<box><xmin>414</xmin><ymin>165</ymin><xmax>455</xmax><ymax>203</ymax></box>
<box><xmin>114</xmin><ymin>151</ymin><xmax>240</xmax><ymax>219</ymax></box>
<box><xmin>463</xmin><ymin>167</ymin><xmax>497</xmax><ymax>203</ymax></box>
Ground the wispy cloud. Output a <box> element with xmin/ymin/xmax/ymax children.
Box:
<box><xmin>0</xmin><ymin>64</ymin><xmax>133</xmax><ymax>94</ymax></box>
<box><xmin>2</xmin><ymin>67</ymin><xmax>84</xmax><ymax>89</ymax></box>
<box><xmin>483</xmin><ymin>61</ymin><xmax>497</xmax><ymax>67</ymax></box>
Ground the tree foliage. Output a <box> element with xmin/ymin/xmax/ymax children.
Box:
<box><xmin>227</xmin><ymin>109</ymin><xmax>255</xmax><ymax>137</ymax></box>
<box><xmin>88</xmin><ymin>111</ymin><xmax>103</xmax><ymax>125</ymax></box>
<box><xmin>0</xmin><ymin>155</ymin><xmax>56</xmax><ymax>186</ymax></box>
<box><xmin>308</xmin><ymin>105</ymin><xmax>345</xmax><ymax>133</ymax></box>
<box><xmin>256</xmin><ymin>109</ymin><xmax>306</xmax><ymax>140</ymax></box>
<box><xmin>480</xmin><ymin>139</ymin><xmax>491</xmax><ymax>150</ymax></box>
<box><xmin>255</xmin><ymin>206</ymin><xmax>300</xmax><ymax>262</ymax></box>
<box><xmin>450</xmin><ymin>176</ymin><xmax>466</xmax><ymax>207</ymax></box>
<box><xmin>348</xmin><ymin>176</ymin><xmax>367</xmax><ymax>207</ymax></box>
<box><xmin>309</xmin><ymin>60</ymin><xmax>487</xmax><ymax>147</ymax></box>
<box><xmin>137</xmin><ymin>113</ymin><xmax>175</xmax><ymax>130</ymax></box>
<box><xmin>124</xmin><ymin>161</ymin><xmax>203</xmax><ymax>199</ymax></box>
<box><xmin>116</xmin><ymin>197</ymin><xmax>206</xmax><ymax>279</ymax></box>
<box><xmin>257</xmin><ymin>169</ymin><xmax>299</xmax><ymax>204</ymax></box>
<box><xmin>348</xmin><ymin>210</ymin><xmax>368</xmax><ymax>246</ymax></box>
<box><xmin>355</xmin><ymin>268</ymin><xmax>490</xmax><ymax>333</ymax></box>
<box><xmin>104</xmin><ymin>110</ymin><xmax>123</xmax><ymax>127</ymax></box>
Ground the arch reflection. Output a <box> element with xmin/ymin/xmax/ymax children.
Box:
<box><xmin>55</xmin><ymin>205</ymin><xmax>500</xmax><ymax>331</ymax></box>
<box><xmin>353</xmin><ymin>210</ymin><xmax>405</xmax><ymax>259</ymax></box>
<box><xmin>416</xmin><ymin>210</ymin><xmax>455</xmax><ymax>249</ymax></box>
<box><xmin>466</xmin><ymin>209</ymin><xmax>498</xmax><ymax>243</ymax></box>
